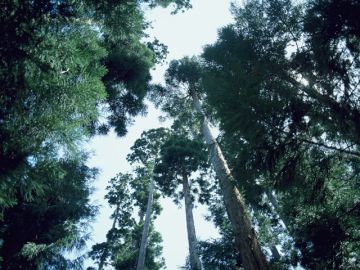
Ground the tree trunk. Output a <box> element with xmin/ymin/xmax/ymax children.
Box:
<box><xmin>182</xmin><ymin>167</ymin><xmax>202</xmax><ymax>270</ymax></box>
<box><xmin>265</xmin><ymin>190</ymin><xmax>288</xmax><ymax>229</ymax></box>
<box><xmin>136</xmin><ymin>177</ymin><xmax>155</xmax><ymax>270</ymax></box>
<box><xmin>98</xmin><ymin>204</ymin><xmax>120</xmax><ymax>270</ymax></box>
<box><xmin>191</xmin><ymin>93</ymin><xmax>270</xmax><ymax>270</ymax></box>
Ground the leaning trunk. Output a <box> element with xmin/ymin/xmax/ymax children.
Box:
<box><xmin>182</xmin><ymin>167</ymin><xmax>202</xmax><ymax>270</ymax></box>
<box><xmin>191</xmin><ymin>93</ymin><xmax>270</xmax><ymax>270</ymax></box>
<box><xmin>136</xmin><ymin>177</ymin><xmax>155</xmax><ymax>270</ymax></box>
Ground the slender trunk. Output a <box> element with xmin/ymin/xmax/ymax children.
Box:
<box><xmin>98</xmin><ymin>204</ymin><xmax>120</xmax><ymax>270</ymax></box>
<box><xmin>182</xmin><ymin>167</ymin><xmax>202</xmax><ymax>270</ymax></box>
<box><xmin>265</xmin><ymin>190</ymin><xmax>288</xmax><ymax>229</ymax></box>
<box><xmin>136</xmin><ymin>177</ymin><xmax>155</xmax><ymax>270</ymax></box>
<box><xmin>191</xmin><ymin>93</ymin><xmax>270</xmax><ymax>270</ymax></box>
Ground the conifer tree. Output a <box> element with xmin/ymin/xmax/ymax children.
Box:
<box><xmin>155</xmin><ymin>57</ymin><xmax>270</xmax><ymax>270</ymax></box>
<box><xmin>154</xmin><ymin>133</ymin><xmax>208</xmax><ymax>270</ymax></box>
<box><xmin>127</xmin><ymin>128</ymin><xmax>170</xmax><ymax>270</ymax></box>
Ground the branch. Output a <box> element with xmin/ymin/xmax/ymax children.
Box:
<box><xmin>299</xmin><ymin>138</ymin><xmax>360</xmax><ymax>158</ymax></box>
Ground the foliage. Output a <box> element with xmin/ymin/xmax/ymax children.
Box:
<box><xmin>0</xmin><ymin>1</ymin><xmax>190</xmax><ymax>268</ymax></box>
<box><xmin>154</xmin><ymin>133</ymin><xmax>210</xmax><ymax>204</ymax></box>
<box><xmin>0</xmin><ymin>157</ymin><xmax>97</xmax><ymax>269</ymax></box>
<box><xmin>199</xmin><ymin>0</ymin><xmax>360</xmax><ymax>268</ymax></box>
<box><xmin>89</xmin><ymin>171</ymin><xmax>165</xmax><ymax>270</ymax></box>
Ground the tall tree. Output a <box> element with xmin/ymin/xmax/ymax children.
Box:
<box><xmin>154</xmin><ymin>134</ymin><xmax>208</xmax><ymax>270</ymax></box>
<box><xmin>127</xmin><ymin>128</ymin><xmax>170</xmax><ymax>270</ymax></box>
<box><xmin>200</xmin><ymin>0</ymin><xmax>360</xmax><ymax>268</ymax></box>
<box><xmin>89</xmin><ymin>171</ymin><xmax>164</xmax><ymax>270</ymax></box>
<box><xmin>157</xmin><ymin>57</ymin><xmax>270</xmax><ymax>270</ymax></box>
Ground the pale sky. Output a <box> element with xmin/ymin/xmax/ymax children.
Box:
<box><xmin>85</xmin><ymin>1</ymin><xmax>235</xmax><ymax>269</ymax></box>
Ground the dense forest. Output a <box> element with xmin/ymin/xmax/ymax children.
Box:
<box><xmin>0</xmin><ymin>0</ymin><xmax>359</xmax><ymax>269</ymax></box>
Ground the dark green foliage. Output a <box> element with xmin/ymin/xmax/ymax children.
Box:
<box><xmin>200</xmin><ymin>0</ymin><xmax>360</xmax><ymax>268</ymax></box>
<box><xmin>154</xmin><ymin>134</ymin><xmax>209</xmax><ymax>202</ymax></box>
<box><xmin>277</xmin><ymin>151</ymin><xmax>360</xmax><ymax>269</ymax></box>
<box><xmin>0</xmin><ymin>157</ymin><xmax>97</xmax><ymax>269</ymax></box>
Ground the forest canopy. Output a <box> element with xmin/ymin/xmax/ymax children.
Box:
<box><xmin>1</xmin><ymin>0</ymin><xmax>359</xmax><ymax>269</ymax></box>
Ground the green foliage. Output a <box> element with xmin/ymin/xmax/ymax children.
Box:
<box><xmin>199</xmin><ymin>0</ymin><xmax>360</xmax><ymax>268</ymax></box>
<box><xmin>0</xmin><ymin>157</ymin><xmax>97</xmax><ymax>269</ymax></box>
<box><xmin>154</xmin><ymin>134</ymin><xmax>209</xmax><ymax>203</ymax></box>
<box><xmin>0</xmin><ymin>1</ymin><xmax>190</xmax><ymax>268</ymax></box>
<box><xmin>89</xmin><ymin>171</ymin><xmax>164</xmax><ymax>270</ymax></box>
<box><xmin>127</xmin><ymin>128</ymin><xmax>171</xmax><ymax>165</ymax></box>
<box><xmin>277</xmin><ymin>152</ymin><xmax>360</xmax><ymax>269</ymax></box>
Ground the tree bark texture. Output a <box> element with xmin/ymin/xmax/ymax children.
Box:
<box><xmin>191</xmin><ymin>93</ymin><xmax>270</xmax><ymax>270</ymax></box>
<box><xmin>136</xmin><ymin>177</ymin><xmax>155</xmax><ymax>270</ymax></box>
<box><xmin>182</xmin><ymin>167</ymin><xmax>202</xmax><ymax>270</ymax></box>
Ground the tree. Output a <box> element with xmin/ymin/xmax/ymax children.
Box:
<box><xmin>154</xmin><ymin>133</ymin><xmax>208</xmax><ymax>270</ymax></box>
<box><xmin>127</xmin><ymin>128</ymin><xmax>170</xmax><ymax>270</ymax></box>
<box><xmin>157</xmin><ymin>57</ymin><xmax>270</xmax><ymax>270</ymax></box>
<box><xmin>89</xmin><ymin>171</ymin><xmax>165</xmax><ymax>270</ymax></box>
<box><xmin>200</xmin><ymin>0</ymin><xmax>360</xmax><ymax>268</ymax></box>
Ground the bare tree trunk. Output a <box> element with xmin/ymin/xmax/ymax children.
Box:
<box><xmin>182</xmin><ymin>167</ymin><xmax>202</xmax><ymax>270</ymax></box>
<box><xmin>191</xmin><ymin>93</ymin><xmax>270</xmax><ymax>270</ymax></box>
<box><xmin>136</xmin><ymin>177</ymin><xmax>155</xmax><ymax>270</ymax></box>
<box><xmin>98</xmin><ymin>204</ymin><xmax>120</xmax><ymax>270</ymax></box>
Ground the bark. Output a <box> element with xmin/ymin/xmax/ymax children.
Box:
<box><xmin>191</xmin><ymin>93</ymin><xmax>270</xmax><ymax>270</ymax></box>
<box><xmin>98</xmin><ymin>204</ymin><xmax>120</xmax><ymax>270</ymax></box>
<box><xmin>136</xmin><ymin>177</ymin><xmax>155</xmax><ymax>270</ymax></box>
<box><xmin>182</xmin><ymin>167</ymin><xmax>202</xmax><ymax>270</ymax></box>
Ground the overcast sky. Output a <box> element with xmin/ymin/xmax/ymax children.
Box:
<box><xmin>85</xmin><ymin>1</ymin><xmax>235</xmax><ymax>269</ymax></box>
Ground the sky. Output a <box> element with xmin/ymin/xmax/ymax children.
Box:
<box><xmin>85</xmin><ymin>1</ymin><xmax>235</xmax><ymax>269</ymax></box>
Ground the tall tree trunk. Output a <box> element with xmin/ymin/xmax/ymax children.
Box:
<box><xmin>98</xmin><ymin>204</ymin><xmax>120</xmax><ymax>270</ymax></box>
<box><xmin>136</xmin><ymin>177</ymin><xmax>155</xmax><ymax>270</ymax></box>
<box><xmin>182</xmin><ymin>167</ymin><xmax>202</xmax><ymax>270</ymax></box>
<box><xmin>191</xmin><ymin>93</ymin><xmax>270</xmax><ymax>270</ymax></box>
